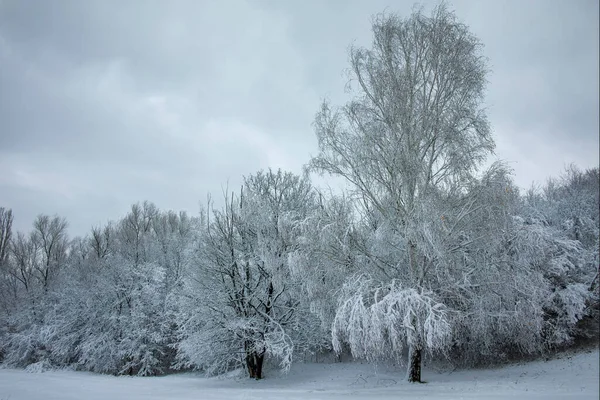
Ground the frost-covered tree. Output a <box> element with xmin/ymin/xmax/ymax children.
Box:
<box><xmin>290</xmin><ymin>193</ymin><xmax>359</xmax><ymax>336</ymax></box>
<box><xmin>31</xmin><ymin>215</ymin><xmax>69</xmax><ymax>292</ymax></box>
<box><xmin>2</xmin><ymin>214</ymin><xmax>69</xmax><ymax>298</ymax></box>
<box><xmin>518</xmin><ymin>166</ymin><xmax>600</xmax><ymax>343</ymax></box>
<box><xmin>178</xmin><ymin>169</ymin><xmax>320</xmax><ymax>379</ymax></box>
<box><xmin>243</xmin><ymin>171</ymin><xmax>328</xmax><ymax>364</ymax></box>
<box><xmin>70</xmin><ymin>202</ymin><xmax>197</xmax><ymax>375</ymax></box>
<box><xmin>1</xmin><ymin>203</ymin><xmax>199</xmax><ymax>376</ymax></box>
<box><xmin>0</xmin><ymin>214</ymin><xmax>69</xmax><ymax>367</ymax></box>
<box><xmin>0</xmin><ymin>208</ymin><xmax>16</xmax><ymax>312</ymax></box>
<box><xmin>0</xmin><ymin>207</ymin><xmax>14</xmax><ymax>361</ymax></box>
<box><xmin>438</xmin><ymin>168</ymin><xmax>549</xmax><ymax>364</ymax></box>
<box><xmin>150</xmin><ymin>209</ymin><xmax>197</xmax><ymax>367</ymax></box>
<box><xmin>309</xmin><ymin>4</ymin><xmax>499</xmax><ymax>382</ymax></box>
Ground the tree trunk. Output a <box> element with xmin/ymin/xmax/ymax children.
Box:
<box><xmin>245</xmin><ymin>342</ymin><xmax>256</xmax><ymax>379</ymax></box>
<box><xmin>245</xmin><ymin>349</ymin><xmax>265</xmax><ymax>380</ymax></box>
<box><xmin>255</xmin><ymin>352</ymin><xmax>265</xmax><ymax>380</ymax></box>
<box><xmin>407</xmin><ymin>344</ymin><xmax>422</xmax><ymax>383</ymax></box>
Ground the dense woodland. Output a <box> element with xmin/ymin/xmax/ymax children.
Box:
<box><xmin>0</xmin><ymin>5</ymin><xmax>598</xmax><ymax>383</ymax></box>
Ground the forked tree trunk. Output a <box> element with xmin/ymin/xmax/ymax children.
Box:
<box><xmin>407</xmin><ymin>344</ymin><xmax>422</xmax><ymax>383</ymax></box>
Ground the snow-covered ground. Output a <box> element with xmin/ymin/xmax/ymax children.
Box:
<box><xmin>0</xmin><ymin>349</ymin><xmax>598</xmax><ymax>400</ymax></box>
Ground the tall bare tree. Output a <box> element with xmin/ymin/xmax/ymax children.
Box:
<box><xmin>0</xmin><ymin>207</ymin><xmax>13</xmax><ymax>268</ymax></box>
<box><xmin>32</xmin><ymin>215</ymin><xmax>69</xmax><ymax>290</ymax></box>
<box><xmin>309</xmin><ymin>4</ymin><xmax>494</xmax><ymax>382</ymax></box>
<box><xmin>0</xmin><ymin>207</ymin><xmax>16</xmax><ymax>313</ymax></box>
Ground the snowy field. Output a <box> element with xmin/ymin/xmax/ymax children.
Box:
<box><xmin>0</xmin><ymin>349</ymin><xmax>598</xmax><ymax>400</ymax></box>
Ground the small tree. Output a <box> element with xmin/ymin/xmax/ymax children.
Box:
<box><xmin>309</xmin><ymin>4</ymin><xmax>494</xmax><ymax>382</ymax></box>
<box><xmin>31</xmin><ymin>215</ymin><xmax>69</xmax><ymax>291</ymax></box>
<box><xmin>178</xmin><ymin>169</ymin><xmax>318</xmax><ymax>379</ymax></box>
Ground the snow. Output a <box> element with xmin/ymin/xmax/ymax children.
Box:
<box><xmin>0</xmin><ymin>349</ymin><xmax>598</xmax><ymax>400</ymax></box>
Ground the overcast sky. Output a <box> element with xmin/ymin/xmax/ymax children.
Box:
<box><xmin>1</xmin><ymin>0</ymin><xmax>598</xmax><ymax>237</ymax></box>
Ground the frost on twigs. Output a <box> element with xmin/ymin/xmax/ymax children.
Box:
<box><xmin>332</xmin><ymin>275</ymin><xmax>451</xmax><ymax>363</ymax></box>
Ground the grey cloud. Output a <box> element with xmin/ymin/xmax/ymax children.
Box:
<box><xmin>1</xmin><ymin>0</ymin><xmax>318</xmax><ymax>136</ymax></box>
<box><xmin>1</xmin><ymin>0</ymin><xmax>319</xmax><ymax>235</ymax></box>
<box><xmin>0</xmin><ymin>0</ymin><xmax>597</xmax><ymax>235</ymax></box>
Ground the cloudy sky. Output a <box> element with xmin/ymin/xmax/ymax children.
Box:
<box><xmin>1</xmin><ymin>0</ymin><xmax>598</xmax><ymax>236</ymax></box>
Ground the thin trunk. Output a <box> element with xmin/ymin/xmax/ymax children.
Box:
<box><xmin>407</xmin><ymin>241</ymin><xmax>424</xmax><ymax>383</ymax></box>
<box><xmin>408</xmin><ymin>241</ymin><xmax>418</xmax><ymax>285</ymax></box>
<box><xmin>407</xmin><ymin>343</ymin><xmax>422</xmax><ymax>383</ymax></box>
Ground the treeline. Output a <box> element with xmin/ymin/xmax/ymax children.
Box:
<box><xmin>0</xmin><ymin>5</ymin><xmax>598</xmax><ymax>382</ymax></box>
<box><xmin>0</xmin><ymin>165</ymin><xmax>597</xmax><ymax>379</ymax></box>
